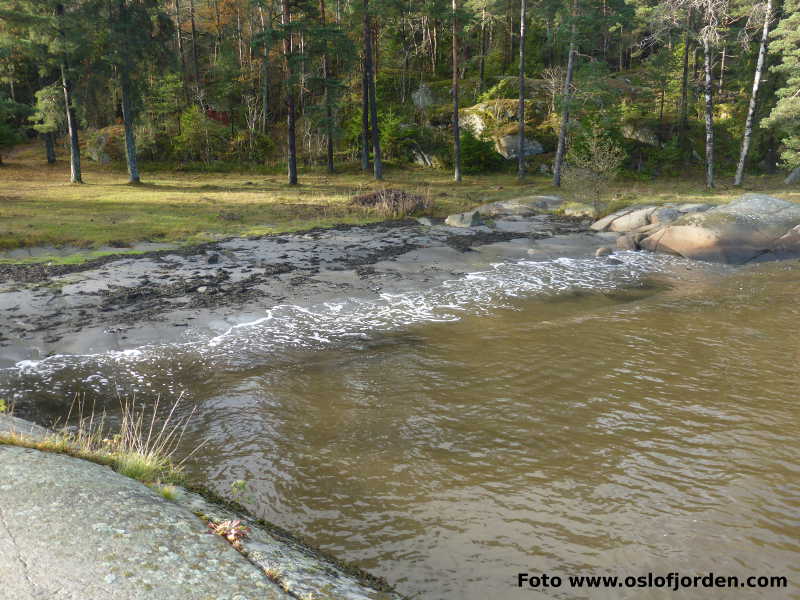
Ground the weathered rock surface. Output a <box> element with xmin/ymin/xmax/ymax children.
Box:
<box><xmin>0</xmin><ymin>427</ymin><xmax>402</xmax><ymax>600</ymax></box>
<box><xmin>494</xmin><ymin>134</ymin><xmax>544</xmax><ymax>160</ymax></box>
<box><xmin>591</xmin><ymin>203</ymin><xmax>715</xmax><ymax>234</ymax></box>
<box><xmin>785</xmin><ymin>167</ymin><xmax>800</xmax><ymax>185</ymax></box>
<box><xmin>476</xmin><ymin>195</ymin><xmax>562</xmax><ymax>217</ymax></box>
<box><xmin>640</xmin><ymin>195</ymin><xmax>800</xmax><ymax>264</ymax></box>
<box><xmin>182</xmin><ymin>491</ymin><xmax>397</xmax><ymax>600</ymax></box>
<box><xmin>0</xmin><ymin>445</ymin><xmax>290</xmax><ymax>600</ymax></box>
<box><xmin>0</xmin><ymin>414</ymin><xmax>50</xmax><ymax>439</ymax></box>
<box><xmin>621</xmin><ymin>123</ymin><xmax>660</xmax><ymax>146</ymax></box>
<box><xmin>445</xmin><ymin>210</ymin><xmax>483</xmax><ymax>227</ymax></box>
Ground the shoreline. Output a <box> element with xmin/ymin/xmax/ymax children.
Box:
<box><xmin>0</xmin><ymin>413</ymin><xmax>403</xmax><ymax>599</ymax></box>
<box><xmin>0</xmin><ymin>213</ymin><xmax>602</xmax><ymax>368</ymax></box>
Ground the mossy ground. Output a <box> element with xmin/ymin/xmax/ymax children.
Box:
<box><xmin>1</xmin><ymin>142</ymin><xmax>796</xmax><ymax>262</ymax></box>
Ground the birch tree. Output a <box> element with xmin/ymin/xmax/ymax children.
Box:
<box><xmin>734</xmin><ymin>0</ymin><xmax>773</xmax><ymax>185</ymax></box>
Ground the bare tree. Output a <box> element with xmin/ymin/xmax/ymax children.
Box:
<box><xmin>734</xmin><ymin>0</ymin><xmax>773</xmax><ymax>186</ymax></box>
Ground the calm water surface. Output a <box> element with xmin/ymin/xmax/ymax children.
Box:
<box><xmin>5</xmin><ymin>254</ymin><xmax>800</xmax><ymax>599</ymax></box>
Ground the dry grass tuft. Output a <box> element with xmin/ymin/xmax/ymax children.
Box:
<box><xmin>351</xmin><ymin>188</ymin><xmax>433</xmax><ymax>218</ymax></box>
<box><xmin>0</xmin><ymin>394</ymin><xmax>202</xmax><ymax>485</ymax></box>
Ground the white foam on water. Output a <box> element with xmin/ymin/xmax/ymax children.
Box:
<box><xmin>0</xmin><ymin>252</ymin><xmax>706</xmax><ymax>401</ymax></box>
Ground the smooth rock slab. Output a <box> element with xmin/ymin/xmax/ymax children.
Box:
<box><xmin>0</xmin><ymin>446</ymin><xmax>289</xmax><ymax>600</ymax></box>
<box><xmin>641</xmin><ymin>194</ymin><xmax>800</xmax><ymax>264</ymax></box>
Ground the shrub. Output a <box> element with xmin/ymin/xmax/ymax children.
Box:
<box><xmin>227</xmin><ymin>130</ymin><xmax>274</xmax><ymax>163</ymax></box>
<box><xmin>174</xmin><ymin>106</ymin><xmax>229</xmax><ymax>164</ymax></box>
<box><xmin>562</xmin><ymin>125</ymin><xmax>626</xmax><ymax>214</ymax></box>
<box><xmin>460</xmin><ymin>130</ymin><xmax>504</xmax><ymax>174</ymax></box>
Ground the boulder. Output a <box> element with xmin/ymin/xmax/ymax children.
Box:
<box><xmin>640</xmin><ymin>194</ymin><xmax>800</xmax><ymax>264</ymax></box>
<box><xmin>650</xmin><ymin>207</ymin><xmax>681</xmax><ymax>225</ymax></box>
<box><xmin>621</xmin><ymin>123</ymin><xmax>660</xmax><ymax>146</ymax></box>
<box><xmin>416</xmin><ymin>217</ymin><xmax>437</xmax><ymax>227</ymax></box>
<box><xmin>769</xmin><ymin>224</ymin><xmax>800</xmax><ymax>259</ymax></box>
<box><xmin>591</xmin><ymin>207</ymin><xmax>638</xmax><ymax>232</ymax></box>
<box><xmin>595</xmin><ymin>247</ymin><xmax>613</xmax><ymax>257</ymax></box>
<box><xmin>678</xmin><ymin>203</ymin><xmax>714</xmax><ymax>214</ymax></box>
<box><xmin>445</xmin><ymin>210</ymin><xmax>482</xmax><ymax>228</ymax></box>
<box><xmin>786</xmin><ymin>167</ymin><xmax>800</xmax><ymax>185</ymax></box>
<box><xmin>592</xmin><ymin>202</ymin><xmax>713</xmax><ymax>232</ymax></box>
<box><xmin>608</xmin><ymin>207</ymin><xmax>658</xmax><ymax>232</ymax></box>
<box><xmin>477</xmin><ymin>196</ymin><xmax>562</xmax><ymax>217</ymax></box>
<box><xmin>616</xmin><ymin>232</ymin><xmax>645</xmax><ymax>251</ymax></box>
<box><xmin>494</xmin><ymin>134</ymin><xmax>544</xmax><ymax>160</ymax></box>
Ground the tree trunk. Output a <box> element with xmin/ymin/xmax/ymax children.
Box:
<box><xmin>734</xmin><ymin>0</ymin><xmax>772</xmax><ymax>186</ymax></box>
<box><xmin>175</xmin><ymin>0</ymin><xmax>188</xmax><ymax>96</ymax></box>
<box><xmin>120</xmin><ymin>65</ymin><xmax>140</xmax><ymax>184</ymax></box>
<box><xmin>452</xmin><ymin>0</ymin><xmax>461</xmax><ymax>182</ymax></box>
<box><xmin>479</xmin><ymin>6</ymin><xmax>487</xmax><ymax>93</ymax></box>
<box><xmin>282</xmin><ymin>0</ymin><xmax>298</xmax><ymax>185</ymax></box>
<box><xmin>361</xmin><ymin>59</ymin><xmax>370</xmax><ymax>172</ymax></box>
<box><xmin>517</xmin><ymin>0</ymin><xmax>526</xmax><ymax>180</ymax></box>
<box><xmin>117</xmin><ymin>0</ymin><xmax>140</xmax><ymax>184</ymax></box>
<box><xmin>364</xmin><ymin>0</ymin><xmax>382</xmax><ymax>180</ymax></box>
<box><xmin>320</xmin><ymin>0</ymin><xmax>335</xmax><ymax>174</ymax></box>
<box><xmin>45</xmin><ymin>132</ymin><xmax>56</xmax><ymax>164</ymax></box>
<box><xmin>679</xmin><ymin>8</ymin><xmax>691</xmax><ymax>135</ymax></box>
<box><xmin>258</xmin><ymin>6</ymin><xmax>271</xmax><ymax>132</ymax></box>
<box><xmin>60</xmin><ymin>61</ymin><xmax>82</xmax><ymax>184</ymax></box>
<box><xmin>553</xmin><ymin>10</ymin><xmax>576</xmax><ymax>188</ymax></box>
<box><xmin>702</xmin><ymin>37</ymin><xmax>715</xmax><ymax>189</ymax></box>
<box><xmin>717</xmin><ymin>43</ymin><xmax>726</xmax><ymax>93</ymax></box>
<box><xmin>189</xmin><ymin>0</ymin><xmax>200</xmax><ymax>92</ymax></box>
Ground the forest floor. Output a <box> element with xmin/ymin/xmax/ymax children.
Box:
<box><xmin>1</xmin><ymin>142</ymin><xmax>796</xmax><ymax>262</ymax></box>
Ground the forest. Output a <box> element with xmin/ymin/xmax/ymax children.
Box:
<box><xmin>0</xmin><ymin>0</ymin><xmax>798</xmax><ymax>190</ymax></box>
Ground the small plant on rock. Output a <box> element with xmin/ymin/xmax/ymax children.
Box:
<box><xmin>208</xmin><ymin>519</ymin><xmax>251</xmax><ymax>549</ymax></box>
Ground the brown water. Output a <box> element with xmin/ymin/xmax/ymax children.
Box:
<box><xmin>6</xmin><ymin>254</ymin><xmax>800</xmax><ymax>598</ymax></box>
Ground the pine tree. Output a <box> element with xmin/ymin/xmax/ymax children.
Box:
<box><xmin>763</xmin><ymin>0</ymin><xmax>800</xmax><ymax>171</ymax></box>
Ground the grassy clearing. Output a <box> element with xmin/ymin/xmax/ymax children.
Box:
<box><xmin>0</xmin><ymin>395</ymin><xmax>199</xmax><ymax>486</ymax></box>
<box><xmin>1</xmin><ymin>142</ymin><xmax>796</xmax><ymax>258</ymax></box>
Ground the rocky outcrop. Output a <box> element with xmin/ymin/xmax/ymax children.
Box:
<box><xmin>494</xmin><ymin>134</ymin><xmax>544</xmax><ymax>160</ymax></box>
<box><xmin>0</xmin><ymin>416</ymin><xmax>401</xmax><ymax>600</ymax></box>
<box><xmin>621</xmin><ymin>123</ymin><xmax>660</xmax><ymax>146</ymax></box>
<box><xmin>593</xmin><ymin>195</ymin><xmax>800</xmax><ymax>264</ymax></box>
<box><xmin>476</xmin><ymin>196</ymin><xmax>563</xmax><ymax>217</ymax></box>
<box><xmin>786</xmin><ymin>167</ymin><xmax>800</xmax><ymax>185</ymax></box>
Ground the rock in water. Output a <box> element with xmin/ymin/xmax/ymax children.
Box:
<box><xmin>445</xmin><ymin>211</ymin><xmax>482</xmax><ymax>228</ymax></box>
<box><xmin>595</xmin><ymin>247</ymin><xmax>613</xmax><ymax>257</ymax></box>
<box><xmin>640</xmin><ymin>194</ymin><xmax>800</xmax><ymax>264</ymax></box>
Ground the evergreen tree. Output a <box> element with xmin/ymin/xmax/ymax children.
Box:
<box><xmin>763</xmin><ymin>0</ymin><xmax>800</xmax><ymax>170</ymax></box>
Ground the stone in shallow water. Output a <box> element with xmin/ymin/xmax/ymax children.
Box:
<box><xmin>445</xmin><ymin>210</ymin><xmax>482</xmax><ymax>228</ymax></box>
<box><xmin>595</xmin><ymin>247</ymin><xmax>613</xmax><ymax>257</ymax></box>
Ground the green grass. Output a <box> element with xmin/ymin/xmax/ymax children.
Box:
<box><xmin>1</xmin><ymin>142</ymin><xmax>796</xmax><ymax>261</ymax></box>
